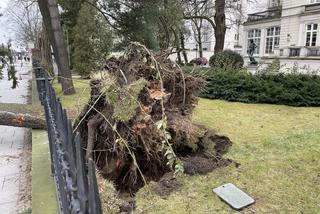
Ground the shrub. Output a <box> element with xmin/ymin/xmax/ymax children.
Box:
<box><xmin>190</xmin><ymin>57</ymin><xmax>208</xmax><ymax>65</ymax></box>
<box><xmin>209</xmin><ymin>50</ymin><xmax>244</xmax><ymax>70</ymax></box>
<box><xmin>200</xmin><ymin>70</ymin><xmax>320</xmax><ymax>106</ymax></box>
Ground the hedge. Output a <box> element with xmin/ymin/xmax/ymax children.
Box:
<box><xmin>200</xmin><ymin>71</ymin><xmax>320</xmax><ymax>106</ymax></box>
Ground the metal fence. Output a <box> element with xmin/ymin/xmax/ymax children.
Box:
<box><xmin>33</xmin><ymin>61</ymin><xmax>102</xmax><ymax>214</ymax></box>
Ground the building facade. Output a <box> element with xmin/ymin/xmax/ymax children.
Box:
<box><xmin>244</xmin><ymin>0</ymin><xmax>320</xmax><ymax>74</ymax></box>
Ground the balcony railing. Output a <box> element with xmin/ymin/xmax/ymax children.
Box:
<box><xmin>289</xmin><ymin>48</ymin><xmax>301</xmax><ymax>57</ymax></box>
<box><xmin>247</xmin><ymin>7</ymin><xmax>281</xmax><ymax>23</ymax></box>
<box><xmin>307</xmin><ymin>47</ymin><xmax>320</xmax><ymax>56</ymax></box>
<box><xmin>305</xmin><ymin>3</ymin><xmax>320</xmax><ymax>12</ymax></box>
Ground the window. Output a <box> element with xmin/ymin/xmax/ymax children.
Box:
<box><xmin>247</xmin><ymin>29</ymin><xmax>261</xmax><ymax>54</ymax></box>
<box><xmin>235</xmin><ymin>34</ymin><xmax>239</xmax><ymax>41</ymax></box>
<box><xmin>270</xmin><ymin>0</ymin><xmax>279</xmax><ymax>7</ymax></box>
<box><xmin>265</xmin><ymin>26</ymin><xmax>281</xmax><ymax>54</ymax></box>
<box><xmin>306</xmin><ymin>24</ymin><xmax>318</xmax><ymax>47</ymax></box>
<box><xmin>203</xmin><ymin>32</ymin><xmax>209</xmax><ymax>41</ymax></box>
<box><xmin>237</xmin><ymin>2</ymin><xmax>241</xmax><ymax>10</ymax></box>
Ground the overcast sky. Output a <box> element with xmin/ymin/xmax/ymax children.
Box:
<box><xmin>0</xmin><ymin>0</ymin><xmax>12</xmax><ymax>44</ymax></box>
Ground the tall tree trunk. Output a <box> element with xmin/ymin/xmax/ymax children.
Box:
<box><xmin>214</xmin><ymin>0</ymin><xmax>226</xmax><ymax>54</ymax></box>
<box><xmin>171</xmin><ymin>27</ymin><xmax>182</xmax><ymax>64</ymax></box>
<box><xmin>37</xmin><ymin>0</ymin><xmax>75</xmax><ymax>95</ymax></box>
<box><xmin>159</xmin><ymin>16</ymin><xmax>170</xmax><ymax>49</ymax></box>
<box><xmin>180</xmin><ymin>32</ymin><xmax>188</xmax><ymax>64</ymax></box>
<box><xmin>196</xmin><ymin>26</ymin><xmax>203</xmax><ymax>58</ymax></box>
<box><xmin>38</xmin><ymin>25</ymin><xmax>54</xmax><ymax>77</ymax></box>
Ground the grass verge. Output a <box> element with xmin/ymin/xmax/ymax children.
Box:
<box><xmin>52</xmin><ymin>77</ymin><xmax>90</xmax><ymax>119</ymax></box>
<box><xmin>31</xmin><ymin>130</ymin><xmax>58</xmax><ymax>214</ymax></box>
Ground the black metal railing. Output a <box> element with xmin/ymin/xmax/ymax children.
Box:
<box><xmin>307</xmin><ymin>47</ymin><xmax>320</xmax><ymax>56</ymax></box>
<box><xmin>289</xmin><ymin>48</ymin><xmax>301</xmax><ymax>57</ymax></box>
<box><xmin>247</xmin><ymin>7</ymin><xmax>281</xmax><ymax>23</ymax></box>
<box><xmin>305</xmin><ymin>3</ymin><xmax>320</xmax><ymax>12</ymax></box>
<box><xmin>33</xmin><ymin>61</ymin><xmax>102</xmax><ymax>214</ymax></box>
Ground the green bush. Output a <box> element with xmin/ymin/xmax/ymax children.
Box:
<box><xmin>209</xmin><ymin>50</ymin><xmax>244</xmax><ymax>69</ymax></box>
<box><xmin>200</xmin><ymin>70</ymin><xmax>320</xmax><ymax>106</ymax></box>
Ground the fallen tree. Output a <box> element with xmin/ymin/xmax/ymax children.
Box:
<box><xmin>0</xmin><ymin>111</ymin><xmax>46</xmax><ymax>129</ymax></box>
<box><xmin>74</xmin><ymin>43</ymin><xmax>232</xmax><ymax>194</ymax></box>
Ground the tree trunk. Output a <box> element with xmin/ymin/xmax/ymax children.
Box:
<box><xmin>180</xmin><ymin>32</ymin><xmax>188</xmax><ymax>64</ymax></box>
<box><xmin>159</xmin><ymin>16</ymin><xmax>170</xmax><ymax>49</ymax></box>
<box><xmin>171</xmin><ymin>27</ymin><xmax>182</xmax><ymax>64</ymax></box>
<box><xmin>37</xmin><ymin>0</ymin><xmax>75</xmax><ymax>95</ymax></box>
<box><xmin>214</xmin><ymin>0</ymin><xmax>226</xmax><ymax>54</ymax></box>
<box><xmin>196</xmin><ymin>25</ymin><xmax>203</xmax><ymax>58</ymax></box>
<box><xmin>38</xmin><ymin>25</ymin><xmax>54</xmax><ymax>77</ymax></box>
<box><xmin>0</xmin><ymin>111</ymin><xmax>47</xmax><ymax>130</ymax></box>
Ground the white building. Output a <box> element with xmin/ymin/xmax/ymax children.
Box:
<box><xmin>244</xmin><ymin>0</ymin><xmax>320</xmax><ymax>74</ymax></box>
<box><xmin>182</xmin><ymin>0</ymin><xmax>249</xmax><ymax>61</ymax></box>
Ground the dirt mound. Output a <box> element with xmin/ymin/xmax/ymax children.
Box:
<box><xmin>74</xmin><ymin>43</ymin><xmax>232</xmax><ymax>194</ymax></box>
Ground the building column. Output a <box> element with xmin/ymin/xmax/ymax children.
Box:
<box><xmin>260</xmin><ymin>28</ymin><xmax>266</xmax><ymax>57</ymax></box>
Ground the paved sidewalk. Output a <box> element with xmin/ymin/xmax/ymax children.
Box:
<box><xmin>0</xmin><ymin>63</ymin><xmax>32</xmax><ymax>104</ymax></box>
<box><xmin>0</xmin><ymin>62</ymin><xmax>32</xmax><ymax>213</ymax></box>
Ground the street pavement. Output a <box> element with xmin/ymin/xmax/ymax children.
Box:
<box><xmin>0</xmin><ymin>62</ymin><xmax>32</xmax><ymax>213</ymax></box>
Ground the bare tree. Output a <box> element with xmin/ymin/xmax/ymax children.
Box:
<box><xmin>7</xmin><ymin>0</ymin><xmax>42</xmax><ymax>46</ymax></box>
<box><xmin>37</xmin><ymin>0</ymin><xmax>75</xmax><ymax>95</ymax></box>
<box><xmin>183</xmin><ymin>0</ymin><xmax>253</xmax><ymax>54</ymax></box>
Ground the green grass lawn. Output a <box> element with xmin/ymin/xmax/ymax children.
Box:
<box><xmin>135</xmin><ymin>99</ymin><xmax>320</xmax><ymax>213</ymax></box>
<box><xmin>52</xmin><ymin>77</ymin><xmax>90</xmax><ymax>118</ymax></box>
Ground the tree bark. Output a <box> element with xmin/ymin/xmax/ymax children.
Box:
<box><xmin>171</xmin><ymin>27</ymin><xmax>182</xmax><ymax>64</ymax></box>
<box><xmin>37</xmin><ymin>0</ymin><xmax>75</xmax><ymax>95</ymax></box>
<box><xmin>0</xmin><ymin>111</ymin><xmax>47</xmax><ymax>130</ymax></box>
<box><xmin>38</xmin><ymin>25</ymin><xmax>54</xmax><ymax>77</ymax></box>
<box><xmin>195</xmin><ymin>24</ymin><xmax>203</xmax><ymax>58</ymax></box>
<box><xmin>214</xmin><ymin>0</ymin><xmax>226</xmax><ymax>54</ymax></box>
<box><xmin>86</xmin><ymin>116</ymin><xmax>103</xmax><ymax>160</ymax></box>
<box><xmin>180</xmin><ymin>32</ymin><xmax>188</xmax><ymax>64</ymax></box>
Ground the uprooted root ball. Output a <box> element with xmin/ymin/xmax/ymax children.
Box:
<box><xmin>74</xmin><ymin>43</ymin><xmax>232</xmax><ymax>194</ymax></box>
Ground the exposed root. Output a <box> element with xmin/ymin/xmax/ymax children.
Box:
<box><xmin>74</xmin><ymin>43</ymin><xmax>232</xmax><ymax>195</ymax></box>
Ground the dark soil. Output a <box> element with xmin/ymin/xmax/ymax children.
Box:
<box><xmin>150</xmin><ymin>172</ymin><xmax>182</xmax><ymax>197</ymax></box>
<box><xmin>74</xmin><ymin>44</ymin><xmax>233</xmax><ymax>196</ymax></box>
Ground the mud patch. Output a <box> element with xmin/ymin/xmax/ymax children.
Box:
<box><xmin>182</xmin><ymin>156</ymin><xmax>233</xmax><ymax>175</ymax></box>
<box><xmin>150</xmin><ymin>172</ymin><xmax>182</xmax><ymax>197</ymax></box>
